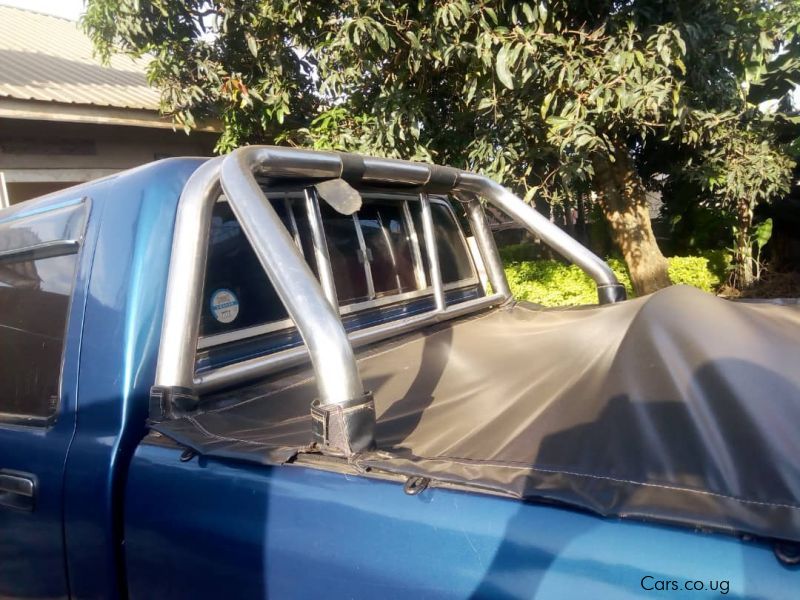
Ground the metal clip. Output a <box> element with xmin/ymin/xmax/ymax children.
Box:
<box><xmin>774</xmin><ymin>541</ymin><xmax>800</xmax><ymax>565</ymax></box>
<box><xmin>403</xmin><ymin>476</ymin><xmax>430</xmax><ymax>496</ymax></box>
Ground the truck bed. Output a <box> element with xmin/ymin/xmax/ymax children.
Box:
<box><xmin>152</xmin><ymin>285</ymin><xmax>800</xmax><ymax>545</ymax></box>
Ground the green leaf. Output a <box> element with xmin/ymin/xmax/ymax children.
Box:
<box><xmin>673</xmin><ymin>31</ymin><xmax>687</xmax><ymax>55</ymax></box>
<box><xmin>541</xmin><ymin>90</ymin><xmax>554</xmax><ymax>119</ymax></box>
<box><xmin>245</xmin><ymin>32</ymin><xmax>258</xmax><ymax>58</ymax></box>
<box><xmin>465</xmin><ymin>78</ymin><xmax>478</xmax><ymax>105</ymax></box>
<box><xmin>496</xmin><ymin>45</ymin><xmax>514</xmax><ymax>89</ymax></box>
<box><xmin>754</xmin><ymin>218</ymin><xmax>773</xmax><ymax>250</ymax></box>
<box><xmin>573</xmin><ymin>133</ymin><xmax>595</xmax><ymax>149</ymax></box>
<box><xmin>522</xmin><ymin>3</ymin><xmax>535</xmax><ymax>23</ymax></box>
<box><xmin>477</xmin><ymin>96</ymin><xmax>494</xmax><ymax>110</ymax></box>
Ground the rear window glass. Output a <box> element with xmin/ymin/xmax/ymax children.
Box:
<box><xmin>320</xmin><ymin>201</ymin><xmax>370</xmax><ymax>305</ymax></box>
<box><xmin>412</xmin><ymin>201</ymin><xmax>476</xmax><ymax>284</ymax></box>
<box><xmin>199</xmin><ymin>190</ymin><xmax>477</xmax><ymax>347</ymax></box>
<box><xmin>321</xmin><ymin>199</ymin><xmax>423</xmax><ymax>305</ymax></box>
<box><xmin>200</xmin><ymin>196</ymin><xmax>307</xmax><ymax>337</ymax></box>
<box><xmin>357</xmin><ymin>202</ymin><xmax>419</xmax><ymax>297</ymax></box>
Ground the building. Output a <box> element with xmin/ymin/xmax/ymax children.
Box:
<box><xmin>0</xmin><ymin>6</ymin><xmax>218</xmax><ymax>206</ymax></box>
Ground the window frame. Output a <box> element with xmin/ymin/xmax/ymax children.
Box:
<box><xmin>0</xmin><ymin>198</ymin><xmax>87</xmax><ymax>428</ymax></box>
<box><xmin>196</xmin><ymin>187</ymin><xmax>480</xmax><ymax>351</ymax></box>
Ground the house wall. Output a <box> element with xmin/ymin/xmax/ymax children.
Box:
<box><xmin>0</xmin><ymin>118</ymin><xmax>218</xmax><ymax>205</ymax></box>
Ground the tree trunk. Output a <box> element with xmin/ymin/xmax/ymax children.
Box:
<box><xmin>576</xmin><ymin>193</ymin><xmax>588</xmax><ymax>245</ymax></box>
<box><xmin>734</xmin><ymin>200</ymin><xmax>755</xmax><ymax>289</ymax></box>
<box><xmin>592</xmin><ymin>148</ymin><xmax>672</xmax><ymax>296</ymax></box>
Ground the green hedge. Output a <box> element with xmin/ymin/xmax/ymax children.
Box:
<box><xmin>667</xmin><ymin>254</ymin><xmax>728</xmax><ymax>293</ymax></box>
<box><xmin>504</xmin><ymin>251</ymin><xmax>728</xmax><ymax>307</ymax></box>
<box><xmin>498</xmin><ymin>242</ymin><xmax>542</xmax><ymax>263</ymax></box>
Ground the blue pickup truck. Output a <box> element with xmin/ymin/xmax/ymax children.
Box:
<box><xmin>1</xmin><ymin>147</ymin><xmax>798</xmax><ymax>599</ymax></box>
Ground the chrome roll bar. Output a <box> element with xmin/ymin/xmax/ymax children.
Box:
<box><xmin>153</xmin><ymin>146</ymin><xmax>625</xmax><ymax>452</ymax></box>
<box><xmin>219</xmin><ymin>148</ymin><xmax>363</xmax><ymax>408</ymax></box>
<box><xmin>155</xmin><ymin>156</ymin><xmax>223</xmax><ymax>392</ymax></box>
<box><xmin>455</xmin><ymin>174</ymin><xmax>625</xmax><ymax>303</ymax></box>
<box><xmin>459</xmin><ymin>193</ymin><xmax>512</xmax><ymax>299</ymax></box>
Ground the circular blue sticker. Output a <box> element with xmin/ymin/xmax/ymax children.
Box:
<box><xmin>210</xmin><ymin>288</ymin><xmax>239</xmax><ymax>324</ymax></box>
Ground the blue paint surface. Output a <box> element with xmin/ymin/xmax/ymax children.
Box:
<box><xmin>0</xmin><ymin>196</ymin><xmax>96</xmax><ymax>600</ymax></box>
<box><xmin>62</xmin><ymin>158</ymin><xmax>204</xmax><ymax>599</ymax></box>
<box><xmin>0</xmin><ymin>158</ymin><xmax>204</xmax><ymax>599</ymax></box>
<box><xmin>125</xmin><ymin>443</ymin><xmax>799</xmax><ymax>599</ymax></box>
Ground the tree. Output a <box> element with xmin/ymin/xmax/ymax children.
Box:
<box><xmin>83</xmin><ymin>1</ymin><xmax>799</xmax><ymax>295</ymax></box>
<box><xmin>651</xmin><ymin>2</ymin><xmax>800</xmax><ymax>288</ymax></box>
<box><xmin>686</xmin><ymin>124</ymin><xmax>794</xmax><ymax>288</ymax></box>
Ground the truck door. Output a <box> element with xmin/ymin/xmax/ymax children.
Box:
<box><xmin>0</xmin><ymin>200</ymin><xmax>88</xmax><ymax>600</ymax></box>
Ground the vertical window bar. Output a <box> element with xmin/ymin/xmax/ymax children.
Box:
<box><xmin>283</xmin><ymin>195</ymin><xmax>304</xmax><ymax>257</ymax></box>
<box><xmin>352</xmin><ymin>213</ymin><xmax>376</xmax><ymax>299</ymax></box>
<box><xmin>403</xmin><ymin>200</ymin><xmax>427</xmax><ymax>289</ymax></box>
<box><xmin>303</xmin><ymin>188</ymin><xmax>339</xmax><ymax>309</ymax></box>
<box><xmin>376</xmin><ymin>210</ymin><xmax>403</xmax><ymax>291</ymax></box>
<box><xmin>420</xmin><ymin>193</ymin><xmax>446</xmax><ymax>312</ymax></box>
<box><xmin>463</xmin><ymin>196</ymin><xmax>511</xmax><ymax>299</ymax></box>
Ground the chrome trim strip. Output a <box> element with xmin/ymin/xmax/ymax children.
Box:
<box><xmin>196</xmin><ymin>279</ymin><xmax>482</xmax><ymax>350</ymax></box>
<box><xmin>195</xmin><ymin>293</ymin><xmax>507</xmax><ymax>393</ymax></box>
<box><xmin>352</xmin><ymin>212</ymin><xmax>376</xmax><ymax>299</ymax></box>
<box><xmin>403</xmin><ymin>200</ymin><xmax>427</xmax><ymax>289</ymax></box>
<box><xmin>340</xmin><ymin>278</ymin><xmax>479</xmax><ymax>313</ymax></box>
<box><xmin>197</xmin><ymin>317</ymin><xmax>295</xmax><ymax>350</ymax></box>
<box><xmin>376</xmin><ymin>209</ymin><xmax>404</xmax><ymax>291</ymax></box>
<box><xmin>283</xmin><ymin>195</ymin><xmax>304</xmax><ymax>255</ymax></box>
<box><xmin>0</xmin><ymin>239</ymin><xmax>80</xmax><ymax>264</ymax></box>
<box><xmin>343</xmin><ymin>286</ymin><xmax>426</xmax><ymax>316</ymax></box>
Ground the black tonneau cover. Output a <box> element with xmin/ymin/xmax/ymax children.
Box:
<box><xmin>153</xmin><ymin>285</ymin><xmax>800</xmax><ymax>542</ymax></box>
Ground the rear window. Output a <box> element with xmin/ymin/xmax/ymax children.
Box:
<box><xmin>198</xmin><ymin>189</ymin><xmax>478</xmax><ymax>350</ymax></box>
<box><xmin>320</xmin><ymin>201</ymin><xmax>370</xmax><ymax>304</ymax></box>
<box><xmin>320</xmin><ymin>199</ymin><xmax>423</xmax><ymax>305</ymax></box>
<box><xmin>200</xmin><ymin>194</ymin><xmax>303</xmax><ymax>338</ymax></box>
<box><xmin>0</xmin><ymin>202</ymin><xmax>84</xmax><ymax>424</ymax></box>
<box><xmin>358</xmin><ymin>202</ymin><xmax>419</xmax><ymax>296</ymax></box>
<box><xmin>412</xmin><ymin>202</ymin><xmax>476</xmax><ymax>285</ymax></box>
